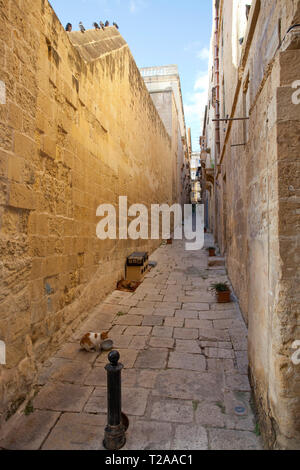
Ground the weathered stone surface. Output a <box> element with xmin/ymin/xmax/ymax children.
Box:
<box><xmin>0</xmin><ymin>223</ymin><xmax>262</xmax><ymax>450</ymax></box>
<box><xmin>84</xmin><ymin>366</ymin><xmax>107</xmax><ymax>387</ymax></box>
<box><xmin>207</xmin><ymin>358</ymin><xmax>235</xmax><ymax>372</ymax></box>
<box><xmin>96</xmin><ymin>349</ymin><xmax>138</xmax><ymax>369</ymax></box>
<box><xmin>235</xmin><ymin>351</ymin><xmax>249</xmax><ymax>374</ymax></box>
<box><xmin>208</xmin><ymin>429</ymin><xmax>262</xmax><ymax>450</ymax></box>
<box><xmin>113</xmin><ymin>315</ymin><xmax>143</xmax><ymax>326</ymax></box>
<box><xmin>85</xmin><ymin>386</ymin><xmax>149</xmax><ymax>416</ymax></box>
<box><xmin>124</xmin><ymin>420</ymin><xmax>172</xmax><ymax>450</ymax></box>
<box><xmin>205</xmin><ymin>348</ymin><xmax>235</xmax><ymax>359</ymax></box>
<box><xmin>142</xmin><ymin>316</ymin><xmax>164</xmax><ymax>326</ymax></box>
<box><xmin>171</xmin><ymin>424</ymin><xmax>208</xmax><ymax>450</ymax></box>
<box><xmin>135</xmin><ymin>349</ymin><xmax>168</xmax><ymax>369</ymax></box>
<box><xmin>137</xmin><ymin>370</ymin><xmax>158</xmax><ymax>389</ymax></box>
<box><xmin>37</xmin><ymin>358</ymin><xmax>72</xmax><ymax>385</ymax></box>
<box><xmin>182</xmin><ymin>303</ymin><xmax>210</xmax><ymax>311</ymax></box>
<box><xmin>0</xmin><ymin>411</ymin><xmax>60</xmax><ymax>450</ymax></box>
<box><xmin>124</xmin><ymin>326</ymin><xmax>152</xmax><ymax>337</ymax></box>
<box><xmin>129</xmin><ymin>336</ymin><xmax>148</xmax><ymax>349</ymax></box>
<box><xmin>185</xmin><ymin>319</ymin><xmax>214</xmax><ymax>329</ymax></box>
<box><xmin>49</xmin><ymin>360</ymin><xmax>92</xmax><ymax>384</ymax></box>
<box><xmin>128</xmin><ymin>307</ymin><xmax>155</xmax><ymax>316</ymax></box>
<box><xmin>153</xmin><ymin>308</ymin><xmax>176</xmax><ymax>317</ymax></box>
<box><xmin>108</xmin><ymin>335</ymin><xmax>133</xmax><ymax>349</ymax></box>
<box><xmin>42</xmin><ymin>413</ymin><xmax>106</xmax><ymax>450</ymax></box>
<box><xmin>149</xmin><ymin>337</ymin><xmax>175</xmax><ymax>349</ymax></box>
<box><xmin>213</xmin><ymin>319</ymin><xmax>242</xmax><ymax>330</ymax></box>
<box><xmin>175</xmin><ymin>309</ymin><xmax>198</xmax><ymax>319</ymax></box>
<box><xmin>174</xmin><ymin>328</ymin><xmax>199</xmax><ymax>340</ymax></box>
<box><xmin>198</xmin><ymin>310</ymin><xmax>236</xmax><ymax>320</ymax></box>
<box><xmin>198</xmin><ymin>328</ymin><xmax>230</xmax><ymax>342</ymax></box>
<box><xmin>175</xmin><ymin>340</ymin><xmax>202</xmax><ymax>354</ymax></box>
<box><xmin>168</xmin><ymin>352</ymin><xmax>206</xmax><ymax>371</ymax></box>
<box><xmin>195</xmin><ymin>403</ymin><xmax>225</xmax><ymax>428</ymax></box>
<box><xmin>225</xmin><ymin>373</ymin><xmax>251</xmax><ymax>392</ymax></box>
<box><xmin>150</xmin><ymin>399</ymin><xmax>193</xmax><ymax>423</ymax></box>
<box><xmin>164</xmin><ymin>317</ymin><xmax>184</xmax><ymax>328</ymax></box>
<box><xmin>34</xmin><ymin>383</ymin><xmax>93</xmax><ymax>413</ymax></box>
<box><xmin>152</xmin><ymin>326</ymin><xmax>174</xmax><ymax>338</ymax></box>
<box><xmin>0</xmin><ymin>4</ymin><xmax>182</xmax><ymax>426</ymax></box>
<box><xmin>83</xmin><ymin>387</ymin><xmax>106</xmax><ymax>414</ymax></box>
<box><xmin>152</xmin><ymin>369</ymin><xmax>223</xmax><ymax>401</ymax></box>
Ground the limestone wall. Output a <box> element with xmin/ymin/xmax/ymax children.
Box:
<box><xmin>0</xmin><ymin>0</ymin><xmax>176</xmax><ymax>423</ymax></box>
<box><xmin>205</xmin><ymin>0</ymin><xmax>300</xmax><ymax>449</ymax></box>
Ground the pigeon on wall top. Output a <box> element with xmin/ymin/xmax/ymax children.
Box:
<box><xmin>79</xmin><ymin>22</ymin><xmax>86</xmax><ymax>33</ymax></box>
<box><xmin>93</xmin><ymin>22</ymin><xmax>100</xmax><ymax>30</ymax></box>
<box><xmin>105</xmin><ymin>20</ymin><xmax>110</xmax><ymax>27</ymax></box>
<box><xmin>100</xmin><ymin>21</ymin><xmax>105</xmax><ymax>30</ymax></box>
<box><xmin>113</xmin><ymin>22</ymin><xmax>119</xmax><ymax>29</ymax></box>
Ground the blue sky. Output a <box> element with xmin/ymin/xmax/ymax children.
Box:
<box><xmin>50</xmin><ymin>0</ymin><xmax>212</xmax><ymax>150</ymax></box>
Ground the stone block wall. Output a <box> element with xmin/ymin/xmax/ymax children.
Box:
<box><xmin>0</xmin><ymin>0</ymin><xmax>176</xmax><ymax>423</ymax></box>
<box><xmin>205</xmin><ymin>0</ymin><xmax>300</xmax><ymax>449</ymax></box>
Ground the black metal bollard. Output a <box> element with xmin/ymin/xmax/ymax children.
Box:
<box><xmin>103</xmin><ymin>350</ymin><xmax>126</xmax><ymax>450</ymax></box>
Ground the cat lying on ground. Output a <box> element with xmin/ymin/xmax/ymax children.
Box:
<box><xmin>80</xmin><ymin>331</ymin><xmax>109</xmax><ymax>352</ymax></box>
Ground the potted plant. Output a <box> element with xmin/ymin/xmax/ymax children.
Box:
<box><xmin>210</xmin><ymin>282</ymin><xmax>231</xmax><ymax>303</ymax></box>
<box><xmin>208</xmin><ymin>246</ymin><xmax>216</xmax><ymax>257</ymax></box>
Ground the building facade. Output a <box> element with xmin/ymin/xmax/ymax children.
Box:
<box><xmin>201</xmin><ymin>0</ymin><xmax>300</xmax><ymax>449</ymax></box>
<box><xmin>0</xmin><ymin>0</ymin><xmax>183</xmax><ymax>424</ymax></box>
<box><xmin>190</xmin><ymin>152</ymin><xmax>201</xmax><ymax>204</ymax></box>
<box><xmin>140</xmin><ymin>66</ymin><xmax>190</xmax><ymax>207</ymax></box>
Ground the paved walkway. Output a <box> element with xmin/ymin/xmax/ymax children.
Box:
<box><xmin>0</xmin><ymin>237</ymin><xmax>262</xmax><ymax>450</ymax></box>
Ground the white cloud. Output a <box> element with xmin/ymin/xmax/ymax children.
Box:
<box><xmin>196</xmin><ymin>47</ymin><xmax>210</xmax><ymax>60</ymax></box>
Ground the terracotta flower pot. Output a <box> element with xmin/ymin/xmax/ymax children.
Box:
<box><xmin>217</xmin><ymin>290</ymin><xmax>231</xmax><ymax>303</ymax></box>
<box><xmin>209</xmin><ymin>248</ymin><xmax>215</xmax><ymax>257</ymax></box>
<box><xmin>167</xmin><ymin>239</ymin><xmax>173</xmax><ymax>245</ymax></box>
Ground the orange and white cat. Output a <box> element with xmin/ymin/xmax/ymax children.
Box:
<box><xmin>80</xmin><ymin>331</ymin><xmax>109</xmax><ymax>352</ymax></box>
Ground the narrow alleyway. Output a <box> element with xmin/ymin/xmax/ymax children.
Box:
<box><xmin>0</xmin><ymin>236</ymin><xmax>262</xmax><ymax>450</ymax></box>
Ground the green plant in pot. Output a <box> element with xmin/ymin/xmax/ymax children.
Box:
<box><xmin>210</xmin><ymin>282</ymin><xmax>231</xmax><ymax>303</ymax></box>
<box><xmin>208</xmin><ymin>246</ymin><xmax>216</xmax><ymax>257</ymax></box>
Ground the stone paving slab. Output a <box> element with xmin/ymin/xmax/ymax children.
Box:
<box><xmin>123</xmin><ymin>420</ymin><xmax>173</xmax><ymax>450</ymax></box>
<box><xmin>42</xmin><ymin>413</ymin><xmax>106</xmax><ymax>450</ymax></box>
<box><xmin>149</xmin><ymin>337</ymin><xmax>175</xmax><ymax>349</ymax></box>
<box><xmin>175</xmin><ymin>309</ymin><xmax>198</xmax><ymax>319</ymax></box>
<box><xmin>113</xmin><ymin>314</ymin><xmax>143</xmax><ymax>326</ymax></box>
<box><xmin>171</xmin><ymin>424</ymin><xmax>208</xmax><ymax>450</ymax></box>
<box><xmin>0</xmin><ymin>410</ymin><xmax>60</xmax><ymax>450</ymax></box>
<box><xmin>175</xmin><ymin>339</ymin><xmax>202</xmax><ymax>354</ymax></box>
<box><xmin>96</xmin><ymin>348</ymin><xmax>138</xmax><ymax>369</ymax></box>
<box><xmin>208</xmin><ymin>428</ymin><xmax>261</xmax><ymax>450</ymax></box>
<box><xmin>152</xmin><ymin>369</ymin><xmax>224</xmax><ymax>402</ymax></box>
<box><xmin>1</xmin><ymin>238</ymin><xmax>262</xmax><ymax>450</ymax></box>
<box><xmin>150</xmin><ymin>398</ymin><xmax>194</xmax><ymax>423</ymax></box>
<box><xmin>173</xmin><ymin>327</ymin><xmax>199</xmax><ymax>340</ymax></box>
<box><xmin>168</xmin><ymin>352</ymin><xmax>206</xmax><ymax>371</ymax></box>
<box><xmin>33</xmin><ymin>383</ymin><xmax>94</xmax><ymax>413</ymax></box>
<box><xmin>135</xmin><ymin>349</ymin><xmax>169</xmax><ymax>369</ymax></box>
